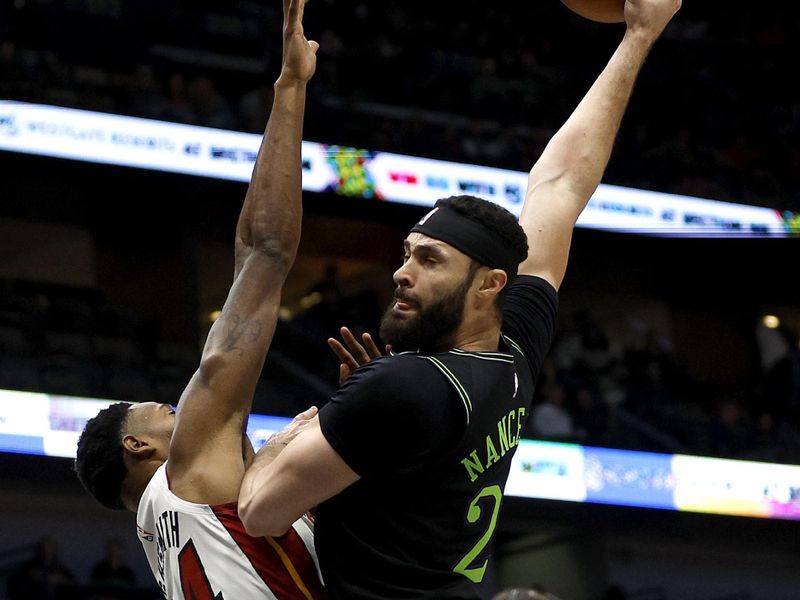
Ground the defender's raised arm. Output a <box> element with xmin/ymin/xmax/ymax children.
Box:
<box><xmin>164</xmin><ymin>0</ymin><xmax>319</xmax><ymax>506</ymax></box>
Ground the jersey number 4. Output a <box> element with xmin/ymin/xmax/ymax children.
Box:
<box><xmin>178</xmin><ymin>539</ymin><xmax>224</xmax><ymax>600</ymax></box>
<box><xmin>453</xmin><ymin>484</ymin><xmax>503</xmax><ymax>584</ymax></box>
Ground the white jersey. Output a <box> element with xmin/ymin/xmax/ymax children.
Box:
<box><xmin>136</xmin><ymin>463</ymin><xmax>326</xmax><ymax>600</ymax></box>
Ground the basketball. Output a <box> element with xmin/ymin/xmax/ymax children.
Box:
<box><xmin>560</xmin><ymin>0</ymin><xmax>626</xmax><ymax>23</ymax></box>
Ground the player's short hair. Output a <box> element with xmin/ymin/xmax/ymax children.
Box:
<box><xmin>435</xmin><ymin>195</ymin><xmax>528</xmax><ymax>304</ymax></box>
<box><xmin>75</xmin><ymin>402</ymin><xmax>132</xmax><ymax>510</ymax></box>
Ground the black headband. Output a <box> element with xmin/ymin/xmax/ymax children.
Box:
<box><xmin>410</xmin><ymin>205</ymin><xmax>524</xmax><ymax>276</ymax></box>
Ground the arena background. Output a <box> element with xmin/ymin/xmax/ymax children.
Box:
<box><xmin>1</xmin><ymin>1</ymin><xmax>799</xmax><ymax>599</ymax></box>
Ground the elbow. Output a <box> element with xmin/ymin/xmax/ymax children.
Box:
<box><xmin>527</xmin><ymin>164</ymin><xmax>567</xmax><ymax>194</ymax></box>
<box><xmin>237</xmin><ymin>231</ymin><xmax>298</xmax><ymax>273</ymax></box>
<box><xmin>238</xmin><ymin>495</ymin><xmax>293</xmax><ymax>539</ymax></box>
<box><xmin>252</xmin><ymin>241</ymin><xmax>296</xmax><ymax>273</ymax></box>
<box><xmin>527</xmin><ymin>164</ymin><xmax>593</xmax><ymax>205</ymax></box>
<box><xmin>195</xmin><ymin>352</ymin><xmax>227</xmax><ymax>389</ymax></box>
<box><xmin>234</xmin><ymin>242</ymin><xmax>296</xmax><ymax>282</ymax></box>
<box><xmin>528</xmin><ymin>147</ymin><xmax>600</xmax><ymax>194</ymax></box>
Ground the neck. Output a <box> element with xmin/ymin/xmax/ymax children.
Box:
<box><xmin>121</xmin><ymin>459</ymin><xmax>163</xmax><ymax>512</ymax></box>
<box><xmin>453</xmin><ymin>317</ymin><xmax>502</xmax><ymax>353</ymax></box>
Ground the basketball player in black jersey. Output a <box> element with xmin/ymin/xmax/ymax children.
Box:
<box><xmin>238</xmin><ymin>0</ymin><xmax>682</xmax><ymax>598</ymax></box>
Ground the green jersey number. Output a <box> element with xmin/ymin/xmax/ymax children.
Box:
<box><xmin>453</xmin><ymin>484</ymin><xmax>503</xmax><ymax>584</ymax></box>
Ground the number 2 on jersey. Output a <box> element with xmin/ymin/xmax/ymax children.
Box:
<box><xmin>453</xmin><ymin>484</ymin><xmax>503</xmax><ymax>584</ymax></box>
<box><xmin>179</xmin><ymin>539</ymin><xmax>224</xmax><ymax>600</ymax></box>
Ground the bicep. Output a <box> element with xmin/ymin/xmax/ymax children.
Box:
<box><xmin>517</xmin><ymin>178</ymin><xmax>587</xmax><ymax>291</ymax></box>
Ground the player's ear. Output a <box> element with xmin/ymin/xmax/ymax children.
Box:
<box><xmin>122</xmin><ymin>434</ymin><xmax>156</xmax><ymax>459</ymax></box>
<box><xmin>477</xmin><ymin>268</ymin><xmax>507</xmax><ymax>301</ymax></box>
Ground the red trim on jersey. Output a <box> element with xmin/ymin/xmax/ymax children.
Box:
<box><xmin>211</xmin><ymin>502</ymin><xmax>327</xmax><ymax>600</ymax></box>
<box><xmin>178</xmin><ymin>539</ymin><xmax>221</xmax><ymax>600</ymax></box>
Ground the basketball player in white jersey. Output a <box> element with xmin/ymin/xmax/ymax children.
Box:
<box><xmin>75</xmin><ymin>1</ymin><xmax>326</xmax><ymax>598</ymax></box>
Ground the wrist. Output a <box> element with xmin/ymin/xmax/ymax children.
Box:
<box><xmin>623</xmin><ymin>25</ymin><xmax>660</xmax><ymax>48</ymax></box>
<box><xmin>275</xmin><ymin>74</ymin><xmax>309</xmax><ymax>91</ymax></box>
<box><xmin>620</xmin><ymin>27</ymin><xmax>660</xmax><ymax>62</ymax></box>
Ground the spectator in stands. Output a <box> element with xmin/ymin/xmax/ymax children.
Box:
<box><xmin>531</xmin><ymin>363</ymin><xmax>575</xmax><ymax>439</ymax></box>
<box><xmin>0</xmin><ymin>40</ymin><xmax>23</xmax><ymax>97</ymax></box>
<box><xmin>188</xmin><ymin>75</ymin><xmax>236</xmax><ymax>129</ymax></box>
<box><xmin>571</xmin><ymin>384</ymin><xmax>609</xmax><ymax>445</ymax></box>
<box><xmin>764</xmin><ymin>327</ymin><xmax>800</xmax><ymax>426</ymax></box>
<box><xmin>90</xmin><ymin>538</ymin><xmax>135</xmax><ymax>588</ymax></box>
<box><xmin>6</xmin><ymin>536</ymin><xmax>75</xmax><ymax>600</ymax></box>
<box><xmin>707</xmin><ymin>397</ymin><xmax>754</xmax><ymax>457</ymax></box>
<box><xmin>163</xmin><ymin>72</ymin><xmax>198</xmax><ymax>124</ymax></box>
<box><xmin>239</xmin><ymin>80</ymin><xmax>275</xmax><ymax>132</ymax></box>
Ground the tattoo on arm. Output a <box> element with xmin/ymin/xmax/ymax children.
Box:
<box><xmin>210</xmin><ymin>314</ymin><xmax>264</xmax><ymax>354</ymax></box>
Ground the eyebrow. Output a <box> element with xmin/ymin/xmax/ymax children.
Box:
<box><xmin>404</xmin><ymin>240</ymin><xmax>447</xmax><ymax>258</ymax></box>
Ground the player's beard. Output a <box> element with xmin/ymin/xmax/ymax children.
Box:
<box><xmin>379</xmin><ymin>275</ymin><xmax>472</xmax><ymax>354</ymax></box>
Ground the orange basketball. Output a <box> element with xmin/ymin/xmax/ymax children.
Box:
<box><xmin>560</xmin><ymin>0</ymin><xmax>626</xmax><ymax>23</ymax></box>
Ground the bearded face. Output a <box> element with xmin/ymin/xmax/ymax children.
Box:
<box><xmin>379</xmin><ymin>270</ymin><xmax>474</xmax><ymax>354</ymax></box>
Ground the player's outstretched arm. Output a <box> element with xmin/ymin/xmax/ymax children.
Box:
<box><xmin>167</xmin><ymin>0</ymin><xmax>319</xmax><ymax>505</ymax></box>
<box><xmin>239</xmin><ymin>417</ymin><xmax>360</xmax><ymax>538</ymax></box>
<box><xmin>517</xmin><ymin>0</ymin><xmax>680</xmax><ymax>290</ymax></box>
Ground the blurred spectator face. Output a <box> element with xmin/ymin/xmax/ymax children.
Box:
<box><xmin>719</xmin><ymin>401</ymin><xmax>740</xmax><ymax>426</ymax></box>
<box><xmin>106</xmin><ymin>539</ymin><xmax>123</xmax><ymax>564</ymax></box>
<box><xmin>1</xmin><ymin>40</ymin><xmax>14</xmax><ymax>62</ymax></box>
<box><xmin>576</xmin><ymin>387</ymin><xmax>593</xmax><ymax>410</ymax></box>
<box><xmin>38</xmin><ymin>536</ymin><xmax>59</xmax><ymax>565</ymax></box>
<box><xmin>545</xmin><ymin>382</ymin><xmax>566</xmax><ymax>406</ymax></box>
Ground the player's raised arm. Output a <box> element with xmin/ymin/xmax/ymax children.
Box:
<box><xmin>518</xmin><ymin>0</ymin><xmax>680</xmax><ymax>290</ymax></box>
<box><xmin>167</xmin><ymin>0</ymin><xmax>319</xmax><ymax>504</ymax></box>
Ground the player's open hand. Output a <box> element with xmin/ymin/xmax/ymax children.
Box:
<box><xmin>281</xmin><ymin>0</ymin><xmax>318</xmax><ymax>84</ymax></box>
<box><xmin>328</xmin><ymin>327</ymin><xmax>387</xmax><ymax>386</ymax></box>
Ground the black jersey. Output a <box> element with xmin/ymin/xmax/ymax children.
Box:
<box><xmin>316</xmin><ymin>276</ymin><xmax>558</xmax><ymax>599</ymax></box>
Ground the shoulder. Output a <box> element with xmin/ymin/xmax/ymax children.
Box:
<box><xmin>324</xmin><ymin>353</ymin><xmax>466</xmax><ymax>426</ymax></box>
<box><xmin>504</xmin><ymin>275</ymin><xmax>559</xmax><ymax>312</ymax></box>
<box><xmin>319</xmin><ymin>354</ymin><xmax>466</xmax><ymax>473</ymax></box>
<box><xmin>338</xmin><ymin>353</ymin><xmax>453</xmax><ymax>399</ymax></box>
<box><xmin>501</xmin><ymin>275</ymin><xmax>560</xmax><ymax>374</ymax></box>
<box><xmin>502</xmin><ymin>275</ymin><xmax>559</xmax><ymax>326</ymax></box>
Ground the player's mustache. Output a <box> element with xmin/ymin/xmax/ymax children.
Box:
<box><xmin>393</xmin><ymin>290</ymin><xmax>420</xmax><ymax>307</ymax></box>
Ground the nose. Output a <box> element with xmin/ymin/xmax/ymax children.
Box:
<box><xmin>393</xmin><ymin>262</ymin><xmax>413</xmax><ymax>288</ymax></box>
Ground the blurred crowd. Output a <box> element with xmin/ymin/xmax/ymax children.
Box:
<box><xmin>2</xmin><ymin>0</ymin><xmax>800</xmax><ymax>212</ymax></box>
<box><xmin>4</xmin><ymin>536</ymin><xmax>154</xmax><ymax>600</ymax></box>
<box><xmin>528</xmin><ymin>312</ymin><xmax>800</xmax><ymax>464</ymax></box>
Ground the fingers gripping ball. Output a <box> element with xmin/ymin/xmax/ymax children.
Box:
<box><xmin>560</xmin><ymin>0</ymin><xmax>625</xmax><ymax>23</ymax></box>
